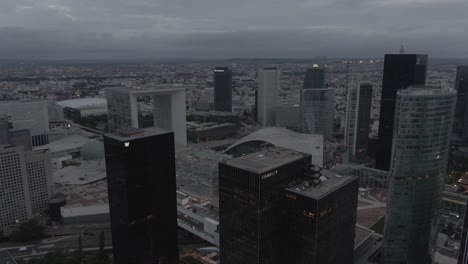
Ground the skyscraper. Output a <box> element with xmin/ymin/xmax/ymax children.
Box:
<box><xmin>282</xmin><ymin>166</ymin><xmax>359</xmax><ymax>264</ymax></box>
<box><xmin>107</xmin><ymin>87</ymin><xmax>187</xmax><ymax>145</ymax></box>
<box><xmin>257</xmin><ymin>67</ymin><xmax>280</xmax><ymax>126</ymax></box>
<box><xmin>454</xmin><ymin>66</ymin><xmax>468</xmax><ymax>140</ymax></box>
<box><xmin>382</xmin><ymin>86</ymin><xmax>456</xmax><ymax>264</ymax></box>
<box><xmin>104</xmin><ymin>128</ymin><xmax>179</xmax><ymax>264</ymax></box>
<box><xmin>214</xmin><ymin>67</ymin><xmax>233</xmax><ymax>112</ymax></box>
<box><xmin>0</xmin><ymin>115</ymin><xmax>8</xmax><ymax>145</ymax></box>
<box><xmin>300</xmin><ymin>66</ymin><xmax>335</xmax><ymax>139</ymax></box>
<box><xmin>458</xmin><ymin>199</ymin><xmax>468</xmax><ymax>264</ymax></box>
<box><xmin>376</xmin><ymin>54</ymin><xmax>428</xmax><ymax>170</ymax></box>
<box><xmin>219</xmin><ymin>147</ymin><xmax>310</xmax><ymax>264</ymax></box>
<box><xmin>344</xmin><ymin>83</ymin><xmax>373</xmax><ymax>162</ymax></box>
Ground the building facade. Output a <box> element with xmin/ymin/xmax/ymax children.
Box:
<box><xmin>303</xmin><ymin>65</ymin><xmax>326</xmax><ymax>89</ymax></box>
<box><xmin>454</xmin><ymin>66</ymin><xmax>468</xmax><ymax>141</ymax></box>
<box><xmin>219</xmin><ymin>147</ymin><xmax>310</xmax><ymax>264</ymax></box>
<box><xmin>25</xmin><ymin>150</ymin><xmax>53</xmax><ymax>215</ymax></box>
<box><xmin>257</xmin><ymin>67</ymin><xmax>279</xmax><ymax>126</ymax></box>
<box><xmin>104</xmin><ymin>128</ymin><xmax>179</xmax><ymax>264</ymax></box>
<box><xmin>344</xmin><ymin>83</ymin><xmax>373</xmax><ymax>162</ymax></box>
<box><xmin>300</xmin><ymin>88</ymin><xmax>335</xmax><ymax>139</ymax></box>
<box><xmin>376</xmin><ymin>54</ymin><xmax>428</xmax><ymax>171</ymax></box>
<box><xmin>382</xmin><ymin>86</ymin><xmax>456</xmax><ymax>264</ymax></box>
<box><xmin>214</xmin><ymin>67</ymin><xmax>233</xmax><ymax>112</ymax></box>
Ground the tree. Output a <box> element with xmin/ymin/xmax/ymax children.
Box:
<box><xmin>10</xmin><ymin>219</ymin><xmax>45</xmax><ymax>242</ymax></box>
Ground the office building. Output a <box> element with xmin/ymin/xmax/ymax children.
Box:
<box><xmin>214</xmin><ymin>67</ymin><xmax>233</xmax><ymax>112</ymax></box>
<box><xmin>459</xmin><ymin>198</ymin><xmax>468</xmax><ymax>264</ymax></box>
<box><xmin>25</xmin><ymin>150</ymin><xmax>53</xmax><ymax>214</ymax></box>
<box><xmin>376</xmin><ymin>54</ymin><xmax>428</xmax><ymax>170</ymax></box>
<box><xmin>219</xmin><ymin>147</ymin><xmax>310</xmax><ymax>264</ymax></box>
<box><xmin>257</xmin><ymin>67</ymin><xmax>279</xmax><ymax>126</ymax></box>
<box><xmin>107</xmin><ymin>87</ymin><xmax>187</xmax><ymax>145</ymax></box>
<box><xmin>0</xmin><ymin>100</ymin><xmax>50</xmax><ymax>147</ymax></box>
<box><xmin>303</xmin><ymin>65</ymin><xmax>326</xmax><ymax>89</ymax></box>
<box><xmin>454</xmin><ymin>66</ymin><xmax>468</xmax><ymax>140</ymax></box>
<box><xmin>8</xmin><ymin>129</ymin><xmax>32</xmax><ymax>151</ymax></box>
<box><xmin>275</xmin><ymin>104</ymin><xmax>299</xmax><ymax>131</ymax></box>
<box><xmin>0</xmin><ymin>115</ymin><xmax>8</xmax><ymax>145</ymax></box>
<box><xmin>0</xmin><ymin>145</ymin><xmax>32</xmax><ymax>228</ymax></box>
<box><xmin>382</xmin><ymin>86</ymin><xmax>456</xmax><ymax>264</ymax></box>
<box><xmin>283</xmin><ymin>167</ymin><xmax>359</xmax><ymax>263</ymax></box>
<box><xmin>104</xmin><ymin>128</ymin><xmax>179</xmax><ymax>264</ymax></box>
<box><xmin>300</xmin><ymin>88</ymin><xmax>335</xmax><ymax>139</ymax></box>
<box><xmin>344</xmin><ymin>83</ymin><xmax>373</xmax><ymax>162</ymax></box>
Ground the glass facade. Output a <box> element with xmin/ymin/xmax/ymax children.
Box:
<box><xmin>454</xmin><ymin>66</ymin><xmax>468</xmax><ymax>140</ymax></box>
<box><xmin>104</xmin><ymin>129</ymin><xmax>179</xmax><ymax>264</ymax></box>
<box><xmin>257</xmin><ymin>67</ymin><xmax>279</xmax><ymax>126</ymax></box>
<box><xmin>214</xmin><ymin>67</ymin><xmax>233</xmax><ymax>112</ymax></box>
<box><xmin>382</xmin><ymin>86</ymin><xmax>456</xmax><ymax>264</ymax></box>
<box><xmin>303</xmin><ymin>67</ymin><xmax>326</xmax><ymax>89</ymax></box>
<box><xmin>376</xmin><ymin>54</ymin><xmax>428</xmax><ymax>171</ymax></box>
<box><xmin>300</xmin><ymin>88</ymin><xmax>335</xmax><ymax>139</ymax></box>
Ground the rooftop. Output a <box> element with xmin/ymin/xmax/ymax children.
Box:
<box><xmin>105</xmin><ymin>127</ymin><xmax>171</xmax><ymax>142</ymax></box>
<box><xmin>53</xmin><ymin>159</ymin><xmax>106</xmax><ymax>185</ymax></box>
<box><xmin>399</xmin><ymin>85</ymin><xmax>456</xmax><ymax>96</ymax></box>
<box><xmin>34</xmin><ymin>135</ymin><xmax>92</xmax><ymax>153</ymax></box>
<box><xmin>57</xmin><ymin>98</ymin><xmax>107</xmax><ymax>109</ymax></box>
<box><xmin>108</xmin><ymin>86</ymin><xmax>185</xmax><ymax>96</ymax></box>
<box><xmin>286</xmin><ymin>169</ymin><xmax>356</xmax><ymax>199</ymax></box>
<box><xmin>223</xmin><ymin>147</ymin><xmax>307</xmax><ymax>174</ymax></box>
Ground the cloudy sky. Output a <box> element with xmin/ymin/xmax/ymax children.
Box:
<box><xmin>1</xmin><ymin>0</ymin><xmax>467</xmax><ymax>59</ymax></box>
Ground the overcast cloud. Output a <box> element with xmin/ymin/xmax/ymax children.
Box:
<box><xmin>0</xmin><ymin>0</ymin><xmax>467</xmax><ymax>59</ymax></box>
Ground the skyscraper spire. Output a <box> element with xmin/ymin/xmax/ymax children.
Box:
<box><xmin>399</xmin><ymin>44</ymin><xmax>405</xmax><ymax>54</ymax></box>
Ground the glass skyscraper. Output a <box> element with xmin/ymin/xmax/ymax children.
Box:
<box><xmin>376</xmin><ymin>54</ymin><xmax>428</xmax><ymax>171</ymax></box>
<box><xmin>214</xmin><ymin>67</ymin><xmax>233</xmax><ymax>112</ymax></box>
<box><xmin>382</xmin><ymin>86</ymin><xmax>456</xmax><ymax>264</ymax></box>
<box><xmin>104</xmin><ymin>128</ymin><xmax>179</xmax><ymax>264</ymax></box>
<box><xmin>454</xmin><ymin>66</ymin><xmax>468</xmax><ymax>140</ymax></box>
<box><xmin>257</xmin><ymin>67</ymin><xmax>279</xmax><ymax>126</ymax></box>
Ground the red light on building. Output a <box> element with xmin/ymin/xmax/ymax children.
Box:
<box><xmin>303</xmin><ymin>210</ymin><xmax>315</xmax><ymax>219</ymax></box>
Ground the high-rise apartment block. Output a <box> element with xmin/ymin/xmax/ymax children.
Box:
<box><xmin>376</xmin><ymin>54</ymin><xmax>428</xmax><ymax>170</ymax></box>
<box><xmin>383</xmin><ymin>86</ymin><xmax>456</xmax><ymax>264</ymax></box>
<box><xmin>214</xmin><ymin>67</ymin><xmax>233</xmax><ymax>112</ymax></box>
<box><xmin>257</xmin><ymin>67</ymin><xmax>280</xmax><ymax>126</ymax></box>
<box><xmin>454</xmin><ymin>66</ymin><xmax>468</xmax><ymax>140</ymax></box>
<box><xmin>344</xmin><ymin>83</ymin><xmax>373</xmax><ymax>162</ymax></box>
<box><xmin>104</xmin><ymin>128</ymin><xmax>179</xmax><ymax>264</ymax></box>
<box><xmin>107</xmin><ymin>87</ymin><xmax>187</xmax><ymax>145</ymax></box>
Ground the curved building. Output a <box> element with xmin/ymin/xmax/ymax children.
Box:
<box><xmin>382</xmin><ymin>86</ymin><xmax>456</xmax><ymax>264</ymax></box>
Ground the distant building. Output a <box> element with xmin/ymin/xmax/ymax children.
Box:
<box><xmin>214</xmin><ymin>67</ymin><xmax>233</xmax><ymax>112</ymax></box>
<box><xmin>344</xmin><ymin>83</ymin><xmax>373</xmax><ymax>162</ymax></box>
<box><xmin>57</xmin><ymin>98</ymin><xmax>107</xmax><ymax>122</ymax></box>
<box><xmin>8</xmin><ymin>129</ymin><xmax>32</xmax><ymax>151</ymax></box>
<box><xmin>454</xmin><ymin>66</ymin><xmax>468</xmax><ymax>140</ymax></box>
<box><xmin>283</xmin><ymin>166</ymin><xmax>359</xmax><ymax>263</ymax></box>
<box><xmin>107</xmin><ymin>87</ymin><xmax>187</xmax><ymax>145</ymax></box>
<box><xmin>0</xmin><ymin>115</ymin><xmax>8</xmax><ymax>145</ymax></box>
<box><xmin>257</xmin><ymin>67</ymin><xmax>279</xmax><ymax>126</ymax></box>
<box><xmin>219</xmin><ymin>147</ymin><xmax>310</xmax><ymax>264</ymax></box>
<box><xmin>376</xmin><ymin>54</ymin><xmax>428</xmax><ymax>171</ymax></box>
<box><xmin>0</xmin><ymin>145</ymin><xmax>32</xmax><ymax>228</ymax></box>
<box><xmin>300</xmin><ymin>66</ymin><xmax>334</xmax><ymax>139</ymax></box>
<box><xmin>382</xmin><ymin>86</ymin><xmax>456</xmax><ymax>264</ymax></box>
<box><xmin>0</xmin><ymin>100</ymin><xmax>50</xmax><ymax>146</ymax></box>
<box><xmin>275</xmin><ymin>104</ymin><xmax>299</xmax><ymax>131</ymax></box>
<box><xmin>104</xmin><ymin>128</ymin><xmax>179</xmax><ymax>264</ymax></box>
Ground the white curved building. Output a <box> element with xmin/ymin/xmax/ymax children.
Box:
<box><xmin>225</xmin><ymin>127</ymin><xmax>335</xmax><ymax>167</ymax></box>
<box><xmin>57</xmin><ymin>98</ymin><xmax>107</xmax><ymax>118</ymax></box>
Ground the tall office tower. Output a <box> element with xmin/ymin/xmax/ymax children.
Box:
<box><xmin>303</xmin><ymin>65</ymin><xmax>326</xmax><ymax>89</ymax></box>
<box><xmin>107</xmin><ymin>87</ymin><xmax>187</xmax><ymax>145</ymax></box>
<box><xmin>104</xmin><ymin>128</ymin><xmax>179</xmax><ymax>264</ymax></box>
<box><xmin>382</xmin><ymin>86</ymin><xmax>456</xmax><ymax>264</ymax></box>
<box><xmin>214</xmin><ymin>67</ymin><xmax>233</xmax><ymax>112</ymax></box>
<box><xmin>344</xmin><ymin>83</ymin><xmax>373</xmax><ymax>162</ymax></box>
<box><xmin>25</xmin><ymin>150</ymin><xmax>53</xmax><ymax>214</ymax></box>
<box><xmin>219</xmin><ymin>147</ymin><xmax>310</xmax><ymax>264</ymax></box>
<box><xmin>300</xmin><ymin>68</ymin><xmax>335</xmax><ymax>139</ymax></box>
<box><xmin>0</xmin><ymin>145</ymin><xmax>32</xmax><ymax>228</ymax></box>
<box><xmin>257</xmin><ymin>67</ymin><xmax>280</xmax><ymax>126</ymax></box>
<box><xmin>0</xmin><ymin>115</ymin><xmax>8</xmax><ymax>145</ymax></box>
<box><xmin>376</xmin><ymin>54</ymin><xmax>428</xmax><ymax>170</ymax></box>
<box><xmin>454</xmin><ymin>66</ymin><xmax>468</xmax><ymax>140</ymax></box>
<box><xmin>0</xmin><ymin>100</ymin><xmax>50</xmax><ymax>147</ymax></box>
<box><xmin>283</xmin><ymin>166</ymin><xmax>359</xmax><ymax>263</ymax></box>
<box><xmin>459</xmin><ymin>199</ymin><xmax>468</xmax><ymax>264</ymax></box>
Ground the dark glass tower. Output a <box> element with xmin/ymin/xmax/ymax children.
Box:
<box><xmin>219</xmin><ymin>147</ymin><xmax>310</xmax><ymax>264</ymax></box>
<box><xmin>454</xmin><ymin>66</ymin><xmax>468</xmax><ymax>140</ymax></box>
<box><xmin>376</xmin><ymin>54</ymin><xmax>428</xmax><ymax>170</ymax></box>
<box><xmin>303</xmin><ymin>66</ymin><xmax>326</xmax><ymax>89</ymax></box>
<box><xmin>214</xmin><ymin>67</ymin><xmax>233</xmax><ymax>112</ymax></box>
<box><xmin>355</xmin><ymin>83</ymin><xmax>373</xmax><ymax>160</ymax></box>
<box><xmin>104</xmin><ymin>128</ymin><xmax>179</xmax><ymax>264</ymax></box>
<box><xmin>459</xmin><ymin>197</ymin><xmax>468</xmax><ymax>264</ymax></box>
<box><xmin>282</xmin><ymin>166</ymin><xmax>359</xmax><ymax>264</ymax></box>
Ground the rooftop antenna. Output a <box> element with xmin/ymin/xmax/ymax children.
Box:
<box><xmin>400</xmin><ymin>44</ymin><xmax>406</xmax><ymax>54</ymax></box>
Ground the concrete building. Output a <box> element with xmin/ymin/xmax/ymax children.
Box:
<box><xmin>8</xmin><ymin>129</ymin><xmax>32</xmax><ymax>151</ymax></box>
<box><xmin>0</xmin><ymin>100</ymin><xmax>50</xmax><ymax>147</ymax></box>
<box><xmin>0</xmin><ymin>145</ymin><xmax>32</xmax><ymax>228</ymax></box>
<box><xmin>257</xmin><ymin>67</ymin><xmax>279</xmax><ymax>126</ymax></box>
<box><xmin>107</xmin><ymin>87</ymin><xmax>187</xmax><ymax>145</ymax></box>
<box><xmin>344</xmin><ymin>83</ymin><xmax>373</xmax><ymax>162</ymax></box>
<box><xmin>382</xmin><ymin>86</ymin><xmax>456</xmax><ymax>264</ymax></box>
<box><xmin>25</xmin><ymin>150</ymin><xmax>53</xmax><ymax>215</ymax></box>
